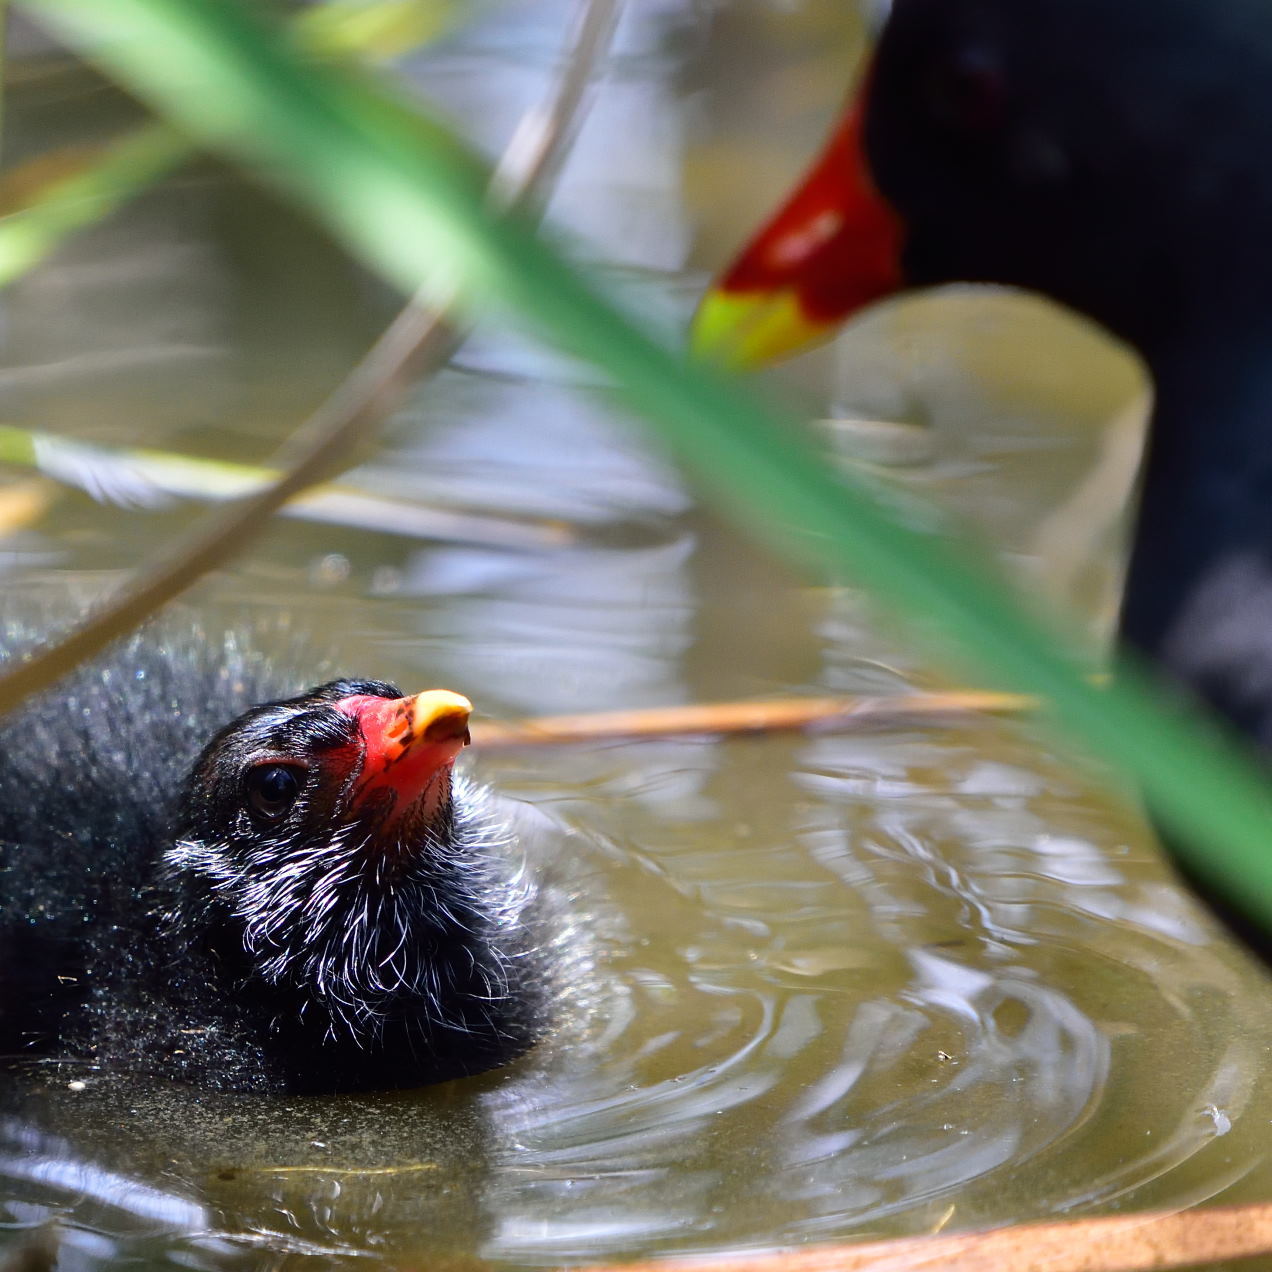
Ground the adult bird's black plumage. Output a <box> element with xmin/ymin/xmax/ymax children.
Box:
<box><xmin>0</xmin><ymin>625</ymin><xmax>542</xmax><ymax>1094</ymax></box>
<box><xmin>696</xmin><ymin>0</ymin><xmax>1272</xmax><ymax>955</ymax></box>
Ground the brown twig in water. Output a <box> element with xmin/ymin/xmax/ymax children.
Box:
<box><xmin>0</xmin><ymin>1224</ymin><xmax>58</xmax><ymax>1272</ymax></box>
<box><xmin>473</xmin><ymin>690</ymin><xmax>1035</xmax><ymax>750</ymax></box>
<box><xmin>0</xmin><ymin>0</ymin><xmax>621</xmax><ymax>718</ymax></box>
<box><xmin>572</xmin><ymin>1202</ymin><xmax>1272</xmax><ymax>1272</ymax></box>
<box><xmin>239</xmin><ymin>1162</ymin><xmax>439</xmax><ymax>1177</ymax></box>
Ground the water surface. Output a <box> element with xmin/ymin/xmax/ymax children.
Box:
<box><xmin>1</xmin><ymin>4</ymin><xmax>1269</xmax><ymax>1269</ymax></box>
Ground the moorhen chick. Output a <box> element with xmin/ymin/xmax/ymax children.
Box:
<box><xmin>0</xmin><ymin>624</ymin><xmax>541</xmax><ymax>1094</ymax></box>
<box><xmin>695</xmin><ymin>0</ymin><xmax>1272</xmax><ymax>952</ymax></box>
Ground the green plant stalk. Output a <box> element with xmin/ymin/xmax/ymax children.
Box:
<box><xmin>0</xmin><ymin>0</ymin><xmax>452</xmax><ymax>290</ymax></box>
<box><xmin>0</xmin><ymin>421</ymin><xmax>570</xmax><ymax>546</ymax></box>
<box><xmin>295</xmin><ymin>0</ymin><xmax>459</xmax><ymax>61</ymax></box>
<box><xmin>21</xmin><ymin>0</ymin><xmax>1272</xmax><ymax>925</ymax></box>
<box><xmin>0</xmin><ymin>422</ymin><xmax>33</xmax><ymax>466</ymax></box>
<box><xmin>0</xmin><ymin>126</ymin><xmax>187</xmax><ymax>286</ymax></box>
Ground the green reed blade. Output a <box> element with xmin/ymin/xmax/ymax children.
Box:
<box><xmin>0</xmin><ymin>0</ymin><xmax>451</xmax><ymax>292</ymax></box>
<box><xmin>0</xmin><ymin>126</ymin><xmax>188</xmax><ymax>286</ymax></box>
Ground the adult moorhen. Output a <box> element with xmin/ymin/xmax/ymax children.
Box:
<box><xmin>0</xmin><ymin>624</ymin><xmax>542</xmax><ymax>1094</ymax></box>
<box><xmin>694</xmin><ymin>0</ymin><xmax>1272</xmax><ymax>953</ymax></box>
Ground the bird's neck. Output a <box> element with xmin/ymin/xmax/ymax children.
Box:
<box><xmin>1122</xmin><ymin>334</ymin><xmax>1272</xmax><ymax>744</ymax></box>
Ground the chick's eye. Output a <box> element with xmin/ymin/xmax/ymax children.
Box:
<box><xmin>245</xmin><ymin>763</ymin><xmax>304</xmax><ymax>821</ymax></box>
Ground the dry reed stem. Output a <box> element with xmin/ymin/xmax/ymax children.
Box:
<box><xmin>0</xmin><ymin>0</ymin><xmax>619</xmax><ymax>718</ymax></box>
<box><xmin>473</xmin><ymin>690</ymin><xmax>1034</xmax><ymax>750</ymax></box>
<box><xmin>574</xmin><ymin>1202</ymin><xmax>1272</xmax><ymax>1272</ymax></box>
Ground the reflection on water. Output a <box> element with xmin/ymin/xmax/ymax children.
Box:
<box><xmin>6</xmin><ymin>722</ymin><xmax>1267</xmax><ymax>1269</ymax></box>
<box><xmin>2</xmin><ymin>2</ymin><xmax>1271</xmax><ymax>1270</ymax></box>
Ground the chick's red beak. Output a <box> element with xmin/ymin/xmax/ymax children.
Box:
<box><xmin>691</xmin><ymin>91</ymin><xmax>905</xmax><ymax>368</ymax></box>
<box><xmin>336</xmin><ymin>689</ymin><xmax>472</xmax><ymax>827</ymax></box>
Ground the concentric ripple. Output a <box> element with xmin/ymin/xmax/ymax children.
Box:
<box><xmin>5</xmin><ymin>3</ymin><xmax>1272</xmax><ymax>1269</ymax></box>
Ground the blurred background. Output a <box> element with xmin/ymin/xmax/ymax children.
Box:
<box><xmin>1</xmin><ymin>3</ymin><xmax>1268</xmax><ymax>1270</ymax></box>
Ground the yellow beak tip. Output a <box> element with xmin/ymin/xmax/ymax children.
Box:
<box><xmin>690</xmin><ymin>290</ymin><xmax>757</xmax><ymax>369</ymax></box>
<box><xmin>409</xmin><ymin>689</ymin><xmax>474</xmax><ymax>742</ymax></box>
<box><xmin>690</xmin><ymin>287</ymin><xmax>837</xmax><ymax>369</ymax></box>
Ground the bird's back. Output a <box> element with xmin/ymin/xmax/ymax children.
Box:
<box><xmin>0</xmin><ymin>618</ymin><xmax>299</xmax><ymax>1067</ymax></box>
<box><xmin>0</xmin><ymin>615</ymin><xmax>557</xmax><ymax>1093</ymax></box>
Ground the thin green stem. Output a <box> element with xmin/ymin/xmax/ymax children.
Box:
<box><xmin>0</xmin><ymin>0</ymin><xmax>453</xmax><ymax>294</ymax></box>
<box><xmin>0</xmin><ymin>126</ymin><xmax>188</xmax><ymax>286</ymax></box>
<box><xmin>0</xmin><ymin>0</ymin><xmax>616</xmax><ymax>722</ymax></box>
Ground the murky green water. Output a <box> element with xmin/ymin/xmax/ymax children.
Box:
<box><xmin>2</xmin><ymin>3</ymin><xmax>1271</xmax><ymax>1269</ymax></box>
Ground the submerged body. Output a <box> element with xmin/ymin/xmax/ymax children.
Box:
<box><xmin>0</xmin><ymin>626</ymin><xmax>543</xmax><ymax>1094</ymax></box>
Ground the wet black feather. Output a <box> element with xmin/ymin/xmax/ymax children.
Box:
<box><xmin>0</xmin><ymin>623</ymin><xmax>543</xmax><ymax>1094</ymax></box>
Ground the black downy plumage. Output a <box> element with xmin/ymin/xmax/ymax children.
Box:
<box><xmin>0</xmin><ymin>624</ymin><xmax>543</xmax><ymax>1094</ymax></box>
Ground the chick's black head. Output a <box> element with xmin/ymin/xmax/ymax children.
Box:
<box><xmin>164</xmin><ymin>678</ymin><xmax>500</xmax><ymax>1049</ymax></box>
<box><xmin>177</xmin><ymin>677</ymin><xmax>470</xmax><ymax>849</ymax></box>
